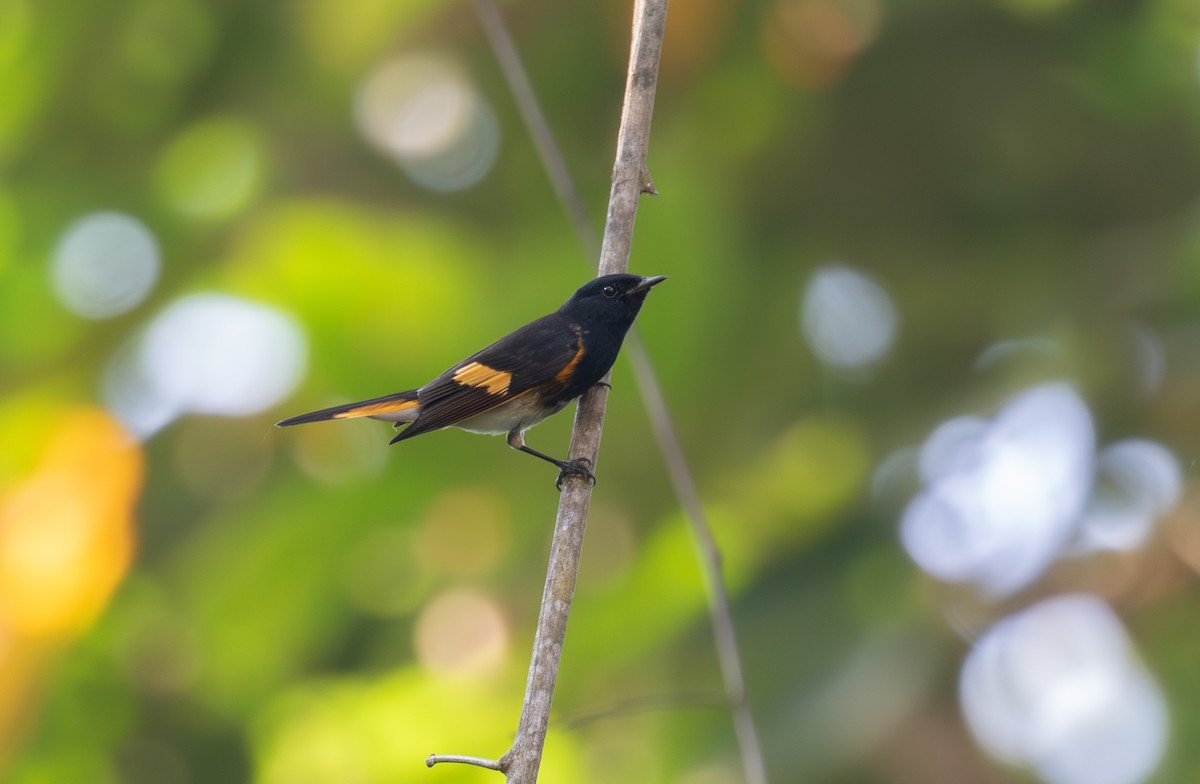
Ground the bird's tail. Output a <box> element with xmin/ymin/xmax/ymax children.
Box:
<box><xmin>276</xmin><ymin>390</ymin><xmax>421</xmax><ymax>426</ymax></box>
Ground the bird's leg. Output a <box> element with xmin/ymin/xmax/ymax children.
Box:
<box><xmin>506</xmin><ymin>430</ymin><xmax>595</xmax><ymax>489</ymax></box>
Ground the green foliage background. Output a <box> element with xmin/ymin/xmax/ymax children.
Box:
<box><xmin>3</xmin><ymin>0</ymin><xmax>1200</xmax><ymax>782</ymax></box>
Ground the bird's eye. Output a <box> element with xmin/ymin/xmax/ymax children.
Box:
<box><xmin>602</xmin><ymin>285</ymin><xmax>618</xmax><ymax>298</ymax></box>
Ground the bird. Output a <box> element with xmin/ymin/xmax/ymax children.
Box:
<box><xmin>277</xmin><ymin>273</ymin><xmax>667</xmax><ymax>487</ymax></box>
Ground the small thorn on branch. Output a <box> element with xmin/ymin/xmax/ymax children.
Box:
<box><xmin>425</xmin><ymin>753</ymin><xmax>505</xmax><ymax>771</ymax></box>
<box><xmin>641</xmin><ymin>172</ymin><xmax>658</xmax><ymax>195</ymax></box>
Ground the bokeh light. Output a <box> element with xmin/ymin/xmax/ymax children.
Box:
<box><xmin>0</xmin><ymin>410</ymin><xmax>141</xmax><ymax>772</ymax></box>
<box><xmin>917</xmin><ymin>416</ymin><xmax>988</xmax><ymax>484</ymax></box>
<box><xmin>960</xmin><ymin>594</ymin><xmax>1167</xmax><ymax>784</ymax></box>
<box><xmin>415</xmin><ymin>488</ymin><xmax>513</xmax><ymax>577</ymax></box>
<box><xmin>0</xmin><ymin>409</ymin><xmax>140</xmax><ymax>639</ymax></box>
<box><xmin>154</xmin><ymin>117</ymin><xmax>266</xmax><ymax>221</ymax></box>
<box><xmin>900</xmin><ymin>383</ymin><xmax>1094</xmax><ymax>597</ymax></box>
<box><xmin>102</xmin><ymin>340</ymin><xmax>176</xmax><ymax>442</ymax></box>
<box><xmin>1075</xmin><ymin>439</ymin><xmax>1181</xmax><ymax>553</ymax></box>
<box><xmin>354</xmin><ymin>53</ymin><xmax>500</xmax><ymax>192</ymax></box>
<box><xmin>577</xmin><ymin>507</ymin><xmax>637</xmax><ymax>589</ymax></box>
<box><xmin>51</xmin><ymin>212</ymin><xmax>160</xmax><ymax>319</ymax></box>
<box><xmin>762</xmin><ymin>0</ymin><xmax>882</xmax><ymax>89</ymax></box>
<box><xmin>293</xmin><ymin>0</ymin><xmax>439</xmax><ymax>73</ymax></box>
<box><xmin>104</xmin><ymin>293</ymin><xmax>306</xmax><ymax>438</ymax></box>
<box><xmin>801</xmin><ymin>264</ymin><xmax>898</xmax><ymax>372</ymax></box>
<box><xmin>413</xmin><ymin>589</ymin><xmax>508</xmax><ymax>677</ymax></box>
<box><xmin>142</xmin><ymin>293</ymin><xmax>305</xmax><ymax>416</ymax></box>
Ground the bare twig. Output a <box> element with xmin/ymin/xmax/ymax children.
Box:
<box><xmin>472</xmin><ymin>1</ymin><xmax>767</xmax><ymax>783</ymax></box>
<box><xmin>593</xmin><ymin>0</ymin><xmax>667</xmax><ymax>278</ymax></box>
<box><xmin>627</xmin><ymin>346</ymin><xmax>769</xmax><ymax>784</ymax></box>
<box><xmin>426</xmin><ymin>753</ymin><xmax>503</xmax><ymax>770</ymax></box>
<box><xmin>430</xmin><ymin>1</ymin><xmax>670</xmax><ymax>782</ymax></box>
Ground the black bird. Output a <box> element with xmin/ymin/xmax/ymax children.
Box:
<box><xmin>277</xmin><ymin>273</ymin><xmax>667</xmax><ymax>486</ymax></box>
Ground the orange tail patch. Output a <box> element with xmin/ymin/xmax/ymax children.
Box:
<box><xmin>334</xmin><ymin>397</ymin><xmax>420</xmax><ymax>420</ymax></box>
<box><xmin>277</xmin><ymin>391</ymin><xmax>420</xmax><ymax>427</ymax></box>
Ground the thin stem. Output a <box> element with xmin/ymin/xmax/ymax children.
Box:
<box><xmin>472</xmin><ymin>2</ymin><xmax>767</xmax><ymax>783</ymax></box>
<box><xmin>626</xmin><ymin>343</ymin><xmax>769</xmax><ymax>784</ymax></box>
<box><xmin>472</xmin><ymin>0</ymin><xmax>598</xmax><ymax>254</ymax></box>
<box><xmin>560</xmin><ymin>691</ymin><xmax>731</xmax><ymax>729</ymax></box>
<box><xmin>594</xmin><ymin>0</ymin><xmax>667</xmax><ymax>276</ymax></box>
<box><xmin>426</xmin><ymin>754</ymin><xmax>504</xmax><ymax>771</ymax></box>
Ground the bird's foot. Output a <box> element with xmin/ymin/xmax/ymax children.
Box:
<box><xmin>556</xmin><ymin>458</ymin><xmax>596</xmax><ymax>491</ymax></box>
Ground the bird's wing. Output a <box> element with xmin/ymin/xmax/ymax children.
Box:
<box><xmin>392</xmin><ymin>314</ymin><xmax>584</xmax><ymax>441</ymax></box>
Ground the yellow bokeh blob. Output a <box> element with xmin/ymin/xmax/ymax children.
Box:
<box><xmin>0</xmin><ymin>408</ymin><xmax>141</xmax><ymax>639</ymax></box>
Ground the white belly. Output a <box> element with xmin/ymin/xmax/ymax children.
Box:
<box><xmin>456</xmin><ymin>394</ymin><xmax>563</xmax><ymax>435</ymax></box>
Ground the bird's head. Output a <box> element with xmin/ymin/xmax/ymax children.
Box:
<box><xmin>560</xmin><ymin>273</ymin><xmax>667</xmax><ymax>327</ymax></box>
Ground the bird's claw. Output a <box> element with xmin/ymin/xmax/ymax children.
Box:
<box><xmin>556</xmin><ymin>458</ymin><xmax>596</xmax><ymax>490</ymax></box>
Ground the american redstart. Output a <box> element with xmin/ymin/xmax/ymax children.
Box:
<box><xmin>277</xmin><ymin>273</ymin><xmax>666</xmax><ymax>486</ymax></box>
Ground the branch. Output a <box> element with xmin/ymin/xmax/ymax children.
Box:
<box><xmin>472</xmin><ymin>2</ymin><xmax>767</xmax><ymax>783</ymax></box>
<box><xmin>594</xmin><ymin>0</ymin><xmax>667</xmax><ymax>278</ymax></box>
<box><xmin>505</xmin><ymin>4</ymin><xmax>668</xmax><ymax>781</ymax></box>
<box><xmin>471</xmin><ymin>0</ymin><xmax>597</xmax><ymax>255</ymax></box>
<box><xmin>431</xmin><ymin>1</ymin><xmax>669</xmax><ymax>782</ymax></box>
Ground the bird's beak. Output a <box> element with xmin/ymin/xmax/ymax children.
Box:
<box><xmin>629</xmin><ymin>275</ymin><xmax>668</xmax><ymax>295</ymax></box>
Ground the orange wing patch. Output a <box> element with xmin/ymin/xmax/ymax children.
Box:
<box><xmin>452</xmin><ymin>362</ymin><xmax>513</xmax><ymax>395</ymax></box>
<box><xmin>554</xmin><ymin>342</ymin><xmax>586</xmax><ymax>383</ymax></box>
<box><xmin>334</xmin><ymin>398</ymin><xmax>420</xmax><ymax>419</ymax></box>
